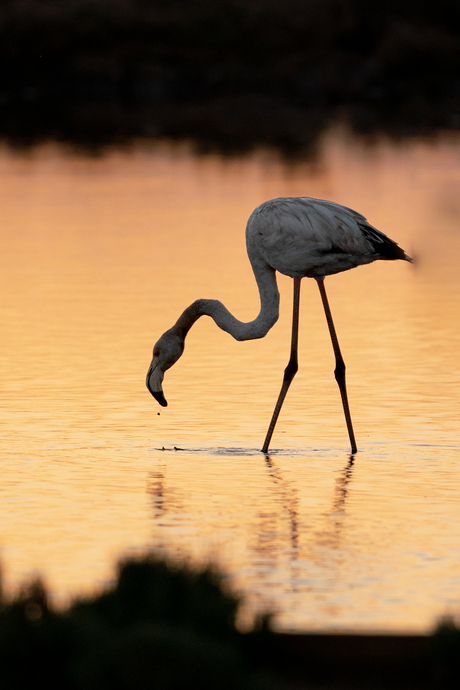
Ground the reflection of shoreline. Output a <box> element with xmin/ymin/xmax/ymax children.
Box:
<box><xmin>4</xmin><ymin>97</ymin><xmax>459</xmax><ymax>157</ymax></box>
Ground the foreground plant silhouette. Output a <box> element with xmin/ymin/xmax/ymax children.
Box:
<box><xmin>0</xmin><ymin>556</ymin><xmax>275</xmax><ymax>690</ymax></box>
<box><xmin>2</xmin><ymin>554</ymin><xmax>460</xmax><ymax>689</ymax></box>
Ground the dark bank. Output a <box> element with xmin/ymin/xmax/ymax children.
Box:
<box><xmin>0</xmin><ymin>555</ymin><xmax>459</xmax><ymax>689</ymax></box>
<box><xmin>2</xmin><ymin>0</ymin><xmax>460</xmax><ymax>154</ymax></box>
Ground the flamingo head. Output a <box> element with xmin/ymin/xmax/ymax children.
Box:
<box><xmin>146</xmin><ymin>329</ymin><xmax>185</xmax><ymax>407</ymax></box>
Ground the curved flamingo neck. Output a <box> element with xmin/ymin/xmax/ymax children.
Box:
<box><xmin>172</xmin><ymin>258</ymin><xmax>280</xmax><ymax>342</ymax></box>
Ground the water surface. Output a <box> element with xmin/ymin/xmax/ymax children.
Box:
<box><xmin>1</xmin><ymin>130</ymin><xmax>460</xmax><ymax>632</ymax></box>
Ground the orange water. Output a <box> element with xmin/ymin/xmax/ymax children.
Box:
<box><xmin>1</xmin><ymin>130</ymin><xmax>460</xmax><ymax>632</ymax></box>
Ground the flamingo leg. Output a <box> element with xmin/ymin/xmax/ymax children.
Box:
<box><xmin>262</xmin><ymin>277</ymin><xmax>301</xmax><ymax>454</ymax></box>
<box><xmin>316</xmin><ymin>278</ymin><xmax>357</xmax><ymax>454</ymax></box>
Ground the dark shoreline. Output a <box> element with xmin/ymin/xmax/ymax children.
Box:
<box><xmin>2</xmin><ymin>0</ymin><xmax>460</xmax><ymax>156</ymax></box>
<box><xmin>271</xmin><ymin>631</ymin><xmax>432</xmax><ymax>688</ymax></box>
<box><xmin>1</xmin><ymin>555</ymin><xmax>457</xmax><ymax>689</ymax></box>
<box><xmin>3</xmin><ymin>94</ymin><xmax>459</xmax><ymax>159</ymax></box>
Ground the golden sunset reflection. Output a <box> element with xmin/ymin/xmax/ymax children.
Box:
<box><xmin>1</xmin><ymin>130</ymin><xmax>460</xmax><ymax>631</ymax></box>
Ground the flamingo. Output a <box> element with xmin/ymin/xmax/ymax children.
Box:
<box><xmin>146</xmin><ymin>197</ymin><xmax>412</xmax><ymax>454</ymax></box>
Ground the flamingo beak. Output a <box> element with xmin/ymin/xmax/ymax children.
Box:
<box><xmin>146</xmin><ymin>356</ymin><xmax>168</xmax><ymax>407</ymax></box>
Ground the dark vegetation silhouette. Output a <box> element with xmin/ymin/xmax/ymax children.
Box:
<box><xmin>2</xmin><ymin>0</ymin><xmax>460</xmax><ymax>154</ymax></box>
<box><xmin>0</xmin><ymin>556</ymin><xmax>277</xmax><ymax>690</ymax></box>
<box><xmin>1</xmin><ymin>553</ymin><xmax>460</xmax><ymax>689</ymax></box>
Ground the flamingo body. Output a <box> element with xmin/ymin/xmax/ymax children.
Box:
<box><xmin>247</xmin><ymin>197</ymin><xmax>408</xmax><ymax>280</ymax></box>
<box><xmin>147</xmin><ymin>196</ymin><xmax>411</xmax><ymax>453</ymax></box>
